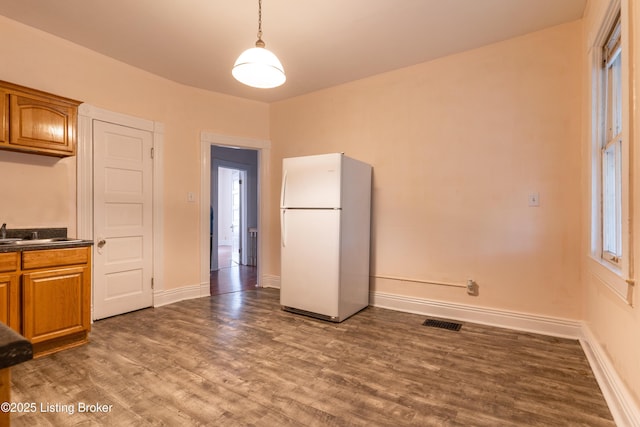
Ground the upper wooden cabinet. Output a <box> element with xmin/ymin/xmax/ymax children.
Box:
<box><xmin>0</xmin><ymin>90</ymin><xmax>7</xmax><ymax>144</ymax></box>
<box><xmin>0</xmin><ymin>81</ymin><xmax>81</xmax><ymax>157</ymax></box>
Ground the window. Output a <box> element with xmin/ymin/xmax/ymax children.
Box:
<box><xmin>590</xmin><ymin>3</ymin><xmax>631</xmax><ymax>302</ymax></box>
<box><xmin>600</xmin><ymin>14</ymin><xmax>623</xmax><ymax>266</ymax></box>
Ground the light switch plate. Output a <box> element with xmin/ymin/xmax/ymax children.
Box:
<box><xmin>528</xmin><ymin>192</ymin><xmax>540</xmax><ymax>207</ymax></box>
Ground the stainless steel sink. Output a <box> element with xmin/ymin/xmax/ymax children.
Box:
<box><xmin>15</xmin><ymin>238</ymin><xmax>83</xmax><ymax>245</ymax></box>
<box><xmin>0</xmin><ymin>238</ymin><xmax>21</xmax><ymax>245</ymax></box>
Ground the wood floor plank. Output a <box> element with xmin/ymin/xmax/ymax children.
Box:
<box><xmin>8</xmin><ymin>289</ymin><xmax>614</xmax><ymax>426</ymax></box>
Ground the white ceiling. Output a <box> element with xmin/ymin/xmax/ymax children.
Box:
<box><xmin>0</xmin><ymin>0</ymin><xmax>586</xmax><ymax>103</ymax></box>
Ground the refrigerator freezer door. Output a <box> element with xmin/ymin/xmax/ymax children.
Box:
<box><xmin>281</xmin><ymin>153</ymin><xmax>342</xmax><ymax>209</ymax></box>
<box><xmin>280</xmin><ymin>209</ymin><xmax>341</xmax><ymax>318</ymax></box>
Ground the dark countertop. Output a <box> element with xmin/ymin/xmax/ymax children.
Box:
<box><xmin>0</xmin><ymin>227</ymin><xmax>93</xmax><ymax>253</ymax></box>
<box><xmin>0</xmin><ymin>324</ymin><xmax>32</xmax><ymax>369</ymax></box>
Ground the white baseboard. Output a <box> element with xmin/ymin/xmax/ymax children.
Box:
<box><xmin>371</xmin><ymin>290</ymin><xmax>640</xmax><ymax>426</ymax></box>
<box><xmin>580</xmin><ymin>326</ymin><xmax>640</xmax><ymax>427</ymax></box>
<box><xmin>153</xmin><ymin>282</ymin><xmax>211</xmax><ymax>307</ymax></box>
<box><xmin>261</xmin><ymin>274</ymin><xmax>281</xmax><ymax>289</ymax></box>
<box><xmin>371</xmin><ymin>291</ymin><xmax>581</xmax><ymax>338</ymax></box>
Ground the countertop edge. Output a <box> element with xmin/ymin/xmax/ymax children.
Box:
<box><xmin>0</xmin><ymin>240</ymin><xmax>93</xmax><ymax>253</ymax></box>
<box><xmin>0</xmin><ymin>324</ymin><xmax>33</xmax><ymax>370</ymax></box>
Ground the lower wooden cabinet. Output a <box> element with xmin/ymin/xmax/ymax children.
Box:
<box><xmin>0</xmin><ymin>247</ymin><xmax>91</xmax><ymax>357</ymax></box>
<box><xmin>0</xmin><ymin>252</ymin><xmax>19</xmax><ymax>333</ymax></box>
<box><xmin>0</xmin><ymin>273</ymin><xmax>19</xmax><ymax>332</ymax></box>
<box><xmin>22</xmin><ymin>266</ymin><xmax>90</xmax><ymax>353</ymax></box>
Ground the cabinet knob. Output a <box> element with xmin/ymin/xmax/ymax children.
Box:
<box><xmin>97</xmin><ymin>239</ymin><xmax>106</xmax><ymax>248</ymax></box>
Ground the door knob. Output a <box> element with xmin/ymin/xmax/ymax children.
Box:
<box><xmin>97</xmin><ymin>239</ymin><xmax>106</xmax><ymax>248</ymax></box>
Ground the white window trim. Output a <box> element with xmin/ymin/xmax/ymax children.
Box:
<box><xmin>589</xmin><ymin>0</ymin><xmax>633</xmax><ymax>305</ymax></box>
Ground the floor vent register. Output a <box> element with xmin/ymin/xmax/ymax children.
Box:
<box><xmin>422</xmin><ymin>319</ymin><xmax>462</xmax><ymax>331</ymax></box>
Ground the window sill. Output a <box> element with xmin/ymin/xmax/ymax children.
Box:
<box><xmin>587</xmin><ymin>255</ymin><xmax>633</xmax><ymax>305</ymax></box>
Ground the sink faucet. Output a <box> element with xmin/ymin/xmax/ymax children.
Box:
<box><xmin>1</xmin><ymin>223</ymin><xmax>6</xmax><ymax>239</ymax></box>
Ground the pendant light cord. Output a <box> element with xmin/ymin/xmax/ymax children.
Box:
<box><xmin>257</xmin><ymin>0</ymin><xmax>263</xmax><ymax>42</ymax></box>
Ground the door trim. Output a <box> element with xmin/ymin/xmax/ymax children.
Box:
<box><xmin>200</xmin><ymin>132</ymin><xmax>271</xmax><ymax>290</ymax></box>
<box><xmin>77</xmin><ymin>104</ymin><xmax>164</xmax><ymax>318</ymax></box>
<box><xmin>212</xmin><ymin>161</ymin><xmax>251</xmax><ymax>269</ymax></box>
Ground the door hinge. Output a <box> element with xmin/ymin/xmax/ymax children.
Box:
<box><xmin>151</xmin><ymin>147</ymin><xmax>155</xmax><ymax>159</ymax></box>
<box><xmin>151</xmin><ymin>277</ymin><xmax>154</xmax><ymax>289</ymax></box>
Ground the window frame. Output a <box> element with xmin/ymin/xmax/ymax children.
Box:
<box><xmin>589</xmin><ymin>0</ymin><xmax>633</xmax><ymax>304</ymax></box>
<box><xmin>600</xmin><ymin>14</ymin><xmax>623</xmax><ymax>266</ymax></box>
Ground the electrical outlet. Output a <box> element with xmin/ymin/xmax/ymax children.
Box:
<box><xmin>528</xmin><ymin>192</ymin><xmax>540</xmax><ymax>207</ymax></box>
<box><xmin>466</xmin><ymin>279</ymin><xmax>475</xmax><ymax>295</ymax></box>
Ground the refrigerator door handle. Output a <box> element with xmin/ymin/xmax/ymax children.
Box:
<box><xmin>280</xmin><ymin>170</ymin><xmax>288</xmax><ymax>207</ymax></box>
<box><xmin>280</xmin><ymin>209</ymin><xmax>286</xmax><ymax>247</ymax></box>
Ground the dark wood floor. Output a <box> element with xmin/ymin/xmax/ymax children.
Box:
<box><xmin>210</xmin><ymin>245</ymin><xmax>257</xmax><ymax>295</ymax></box>
<box><xmin>10</xmin><ymin>289</ymin><xmax>614</xmax><ymax>426</ymax></box>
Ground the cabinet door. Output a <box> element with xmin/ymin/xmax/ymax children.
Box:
<box><xmin>22</xmin><ymin>266</ymin><xmax>91</xmax><ymax>344</ymax></box>
<box><xmin>0</xmin><ymin>274</ymin><xmax>19</xmax><ymax>333</ymax></box>
<box><xmin>0</xmin><ymin>253</ymin><xmax>19</xmax><ymax>333</ymax></box>
<box><xmin>9</xmin><ymin>93</ymin><xmax>77</xmax><ymax>156</ymax></box>
<box><xmin>0</xmin><ymin>90</ymin><xmax>7</xmax><ymax>144</ymax></box>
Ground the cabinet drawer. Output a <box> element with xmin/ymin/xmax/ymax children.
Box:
<box><xmin>0</xmin><ymin>252</ymin><xmax>18</xmax><ymax>273</ymax></box>
<box><xmin>22</xmin><ymin>247</ymin><xmax>89</xmax><ymax>270</ymax></box>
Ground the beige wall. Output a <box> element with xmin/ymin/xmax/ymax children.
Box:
<box><xmin>269</xmin><ymin>21</ymin><xmax>583</xmax><ymax>319</ymax></box>
<box><xmin>582</xmin><ymin>0</ymin><xmax>640</xmax><ymax>408</ymax></box>
<box><xmin>1</xmin><ymin>1</ymin><xmax>638</xmax><ymax>415</ymax></box>
<box><xmin>0</xmin><ymin>16</ymin><xmax>270</xmax><ymax>290</ymax></box>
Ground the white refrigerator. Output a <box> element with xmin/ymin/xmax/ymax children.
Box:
<box><xmin>280</xmin><ymin>153</ymin><xmax>372</xmax><ymax>322</ymax></box>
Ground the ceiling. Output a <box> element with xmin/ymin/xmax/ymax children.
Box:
<box><xmin>0</xmin><ymin>0</ymin><xmax>587</xmax><ymax>103</ymax></box>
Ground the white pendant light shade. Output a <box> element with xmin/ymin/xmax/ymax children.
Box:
<box><xmin>232</xmin><ymin>45</ymin><xmax>286</xmax><ymax>89</ymax></box>
<box><xmin>232</xmin><ymin>0</ymin><xmax>285</xmax><ymax>89</ymax></box>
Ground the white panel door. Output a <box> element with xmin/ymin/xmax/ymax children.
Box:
<box><xmin>280</xmin><ymin>209</ymin><xmax>340</xmax><ymax>317</ymax></box>
<box><xmin>93</xmin><ymin>120</ymin><xmax>153</xmax><ymax>320</ymax></box>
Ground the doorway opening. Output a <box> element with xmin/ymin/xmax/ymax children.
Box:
<box><xmin>217</xmin><ymin>167</ymin><xmax>246</xmax><ymax>268</ymax></box>
<box><xmin>210</xmin><ymin>146</ymin><xmax>258</xmax><ymax>295</ymax></box>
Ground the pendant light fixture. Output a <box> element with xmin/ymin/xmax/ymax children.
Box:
<box><xmin>232</xmin><ymin>0</ymin><xmax>286</xmax><ymax>89</ymax></box>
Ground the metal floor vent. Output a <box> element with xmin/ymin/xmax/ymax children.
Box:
<box><xmin>422</xmin><ymin>319</ymin><xmax>462</xmax><ymax>331</ymax></box>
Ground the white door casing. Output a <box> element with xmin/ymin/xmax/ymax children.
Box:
<box><xmin>93</xmin><ymin>120</ymin><xmax>153</xmax><ymax>319</ymax></box>
<box><xmin>216</xmin><ymin>166</ymin><xmax>245</xmax><ymax>260</ymax></box>
<box><xmin>214</xmin><ymin>162</ymin><xmax>250</xmax><ymax>269</ymax></box>
<box><xmin>200</xmin><ymin>132</ymin><xmax>271</xmax><ymax>289</ymax></box>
